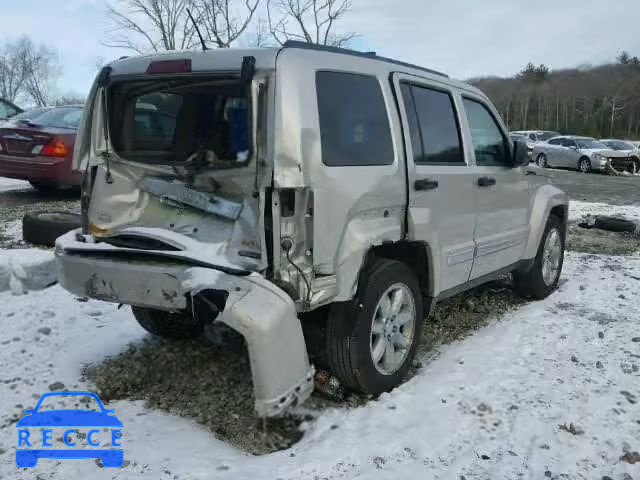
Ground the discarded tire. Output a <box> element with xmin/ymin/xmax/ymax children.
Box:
<box><xmin>594</xmin><ymin>216</ymin><xmax>638</xmax><ymax>234</ymax></box>
<box><xmin>22</xmin><ymin>211</ymin><xmax>82</xmax><ymax>247</ymax></box>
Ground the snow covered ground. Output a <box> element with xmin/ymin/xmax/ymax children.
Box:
<box><xmin>570</xmin><ymin>200</ymin><xmax>640</xmax><ymax>222</ymax></box>
<box><xmin>0</xmin><ymin>202</ymin><xmax>639</xmax><ymax>479</ymax></box>
<box><xmin>0</xmin><ymin>177</ymin><xmax>31</xmax><ymax>193</ymax></box>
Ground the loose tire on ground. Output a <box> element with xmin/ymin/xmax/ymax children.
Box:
<box><xmin>325</xmin><ymin>258</ymin><xmax>423</xmax><ymax>394</ymax></box>
<box><xmin>513</xmin><ymin>214</ymin><xmax>565</xmax><ymax>300</ymax></box>
<box><xmin>594</xmin><ymin>216</ymin><xmax>638</xmax><ymax>234</ymax></box>
<box><xmin>131</xmin><ymin>306</ymin><xmax>204</xmax><ymax>339</ymax></box>
<box><xmin>22</xmin><ymin>211</ymin><xmax>82</xmax><ymax>247</ymax></box>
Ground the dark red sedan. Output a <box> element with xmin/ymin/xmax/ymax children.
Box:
<box><xmin>0</xmin><ymin>105</ymin><xmax>83</xmax><ymax>191</ymax></box>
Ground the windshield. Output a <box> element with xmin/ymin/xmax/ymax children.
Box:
<box><xmin>30</xmin><ymin>106</ymin><xmax>83</xmax><ymax>129</ymax></box>
<box><xmin>604</xmin><ymin>140</ymin><xmax>634</xmax><ymax>150</ymax></box>
<box><xmin>109</xmin><ymin>78</ymin><xmax>250</xmax><ymax>166</ymax></box>
<box><xmin>539</xmin><ymin>131</ymin><xmax>560</xmax><ymax>141</ymax></box>
<box><xmin>576</xmin><ymin>138</ymin><xmax>607</xmax><ymax>149</ymax></box>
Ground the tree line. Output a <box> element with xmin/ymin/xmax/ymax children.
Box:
<box><xmin>472</xmin><ymin>51</ymin><xmax>640</xmax><ymax>140</ymax></box>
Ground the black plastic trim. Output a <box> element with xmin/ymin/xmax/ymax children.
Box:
<box><xmin>436</xmin><ymin>259</ymin><xmax>532</xmax><ymax>301</ymax></box>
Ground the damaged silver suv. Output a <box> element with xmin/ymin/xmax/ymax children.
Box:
<box><xmin>56</xmin><ymin>42</ymin><xmax>568</xmax><ymax>417</ymax></box>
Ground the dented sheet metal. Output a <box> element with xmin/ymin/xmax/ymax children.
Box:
<box><xmin>55</xmin><ymin>231</ymin><xmax>314</xmax><ymax>417</ymax></box>
<box><xmin>138</xmin><ymin>177</ymin><xmax>244</xmax><ymax>221</ymax></box>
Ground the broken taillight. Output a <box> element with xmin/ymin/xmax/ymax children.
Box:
<box><xmin>146</xmin><ymin>59</ymin><xmax>192</xmax><ymax>74</ymax></box>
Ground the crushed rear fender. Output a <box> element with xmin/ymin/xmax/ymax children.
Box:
<box><xmin>55</xmin><ymin>230</ymin><xmax>314</xmax><ymax>416</ymax></box>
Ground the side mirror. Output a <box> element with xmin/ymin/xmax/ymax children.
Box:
<box><xmin>569</xmin><ymin>145</ymin><xmax>578</xmax><ymax>150</ymax></box>
<box><xmin>512</xmin><ymin>140</ymin><xmax>530</xmax><ymax>167</ymax></box>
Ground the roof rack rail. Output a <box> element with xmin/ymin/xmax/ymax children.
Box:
<box><xmin>282</xmin><ymin>40</ymin><xmax>448</xmax><ymax>78</ymax></box>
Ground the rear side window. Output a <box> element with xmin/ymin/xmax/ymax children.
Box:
<box><xmin>548</xmin><ymin>138</ymin><xmax>563</xmax><ymax>145</ymax></box>
<box><xmin>462</xmin><ymin>98</ymin><xmax>510</xmax><ymax>167</ymax></box>
<box><xmin>401</xmin><ymin>83</ymin><xmax>464</xmax><ymax>164</ymax></box>
<box><xmin>316</xmin><ymin>71</ymin><xmax>394</xmax><ymax>166</ymax></box>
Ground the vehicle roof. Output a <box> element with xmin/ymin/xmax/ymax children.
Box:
<box><xmin>562</xmin><ymin>135</ymin><xmax>597</xmax><ymax>140</ymax></box>
<box><xmin>106</xmin><ymin>42</ymin><xmax>483</xmax><ymax>97</ymax></box>
<box><xmin>600</xmin><ymin>138</ymin><xmax>634</xmax><ymax>143</ymax></box>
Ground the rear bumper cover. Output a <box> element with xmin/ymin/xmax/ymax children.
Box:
<box><xmin>55</xmin><ymin>230</ymin><xmax>314</xmax><ymax>417</ymax></box>
<box><xmin>0</xmin><ymin>154</ymin><xmax>80</xmax><ymax>184</ymax></box>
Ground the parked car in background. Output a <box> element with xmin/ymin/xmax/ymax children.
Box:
<box><xmin>0</xmin><ymin>105</ymin><xmax>83</xmax><ymax>191</ymax></box>
<box><xmin>600</xmin><ymin>139</ymin><xmax>640</xmax><ymax>171</ymax></box>
<box><xmin>0</xmin><ymin>98</ymin><xmax>22</xmax><ymax>121</ymax></box>
<box><xmin>533</xmin><ymin>135</ymin><xmax>635</xmax><ymax>173</ymax></box>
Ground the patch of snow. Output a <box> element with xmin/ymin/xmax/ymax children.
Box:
<box><xmin>0</xmin><ymin>249</ymin><xmax>56</xmax><ymax>294</ymax></box>
<box><xmin>0</xmin><ymin>177</ymin><xmax>31</xmax><ymax>193</ymax></box>
<box><xmin>569</xmin><ymin>200</ymin><xmax>640</xmax><ymax>221</ymax></box>
<box><xmin>0</xmin><ymin>252</ymin><xmax>639</xmax><ymax>479</ymax></box>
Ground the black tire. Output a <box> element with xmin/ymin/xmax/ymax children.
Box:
<box><xmin>22</xmin><ymin>211</ymin><xmax>82</xmax><ymax>247</ymax></box>
<box><xmin>578</xmin><ymin>157</ymin><xmax>592</xmax><ymax>173</ymax></box>
<box><xmin>594</xmin><ymin>216</ymin><xmax>637</xmax><ymax>233</ymax></box>
<box><xmin>325</xmin><ymin>259</ymin><xmax>423</xmax><ymax>394</ymax></box>
<box><xmin>131</xmin><ymin>306</ymin><xmax>204</xmax><ymax>339</ymax></box>
<box><xmin>29</xmin><ymin>181</ymin><xmax>60</xmax><ymax>193</ymax></box>
<box><xmin>513</xmin><ymin>215</ymin><xmax>565</xmax><ymax>300</ymax></box>
<box><xmin>536</xmin><ymin>153</ymin><xmax>548</xmax><ymax>168</ymax></box>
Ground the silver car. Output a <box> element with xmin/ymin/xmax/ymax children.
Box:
<box><xmin>600</xmin><ymin>139</ymin><xmax>639</xmax><ymax>173</ymax></box>
<box><xmin>55</xmin><ymin>41</ymin><xmax>568</xmax><ymax>416</ymax></box>
<box><xmin>532</xmin><ymin>135</ymin><xmax>634</xmax><ymax>173</ymax></box>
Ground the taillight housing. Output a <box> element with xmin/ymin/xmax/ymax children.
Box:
<box><xmin>40</xmin><ymin>138</ymin><xmax>68</xmax><ymax>158</ymax></box>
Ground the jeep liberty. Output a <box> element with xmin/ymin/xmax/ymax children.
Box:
<box><xmin>55</xmin><ymin>41</ymin><xmax>568</xmax><ymax>416</ymax></box>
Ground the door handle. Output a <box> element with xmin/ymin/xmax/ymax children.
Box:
<box><xmin>414</xmin><ymin>178</ymin><xmax>439</xmax><ymax>191</ymax></box>
<box><xmin>477</xmin><ymin>176</ymin><xmax>496</xmax><ymax>187</ymax></box>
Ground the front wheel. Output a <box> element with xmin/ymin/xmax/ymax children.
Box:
<box><xmin>325</xmin><ymin>259</ymin><xmax>423</xmax><ymax>394</ymax></box>
<box><xmin>513</xmin><ymin>215</ymin><xmax>565</xmax><ymax>299</ymax></box>
<box><xmin>578</xmin><ymin>157</ymin><xmax>592</xmax><ymax>173</ymax></box>
<box><xmin>536</xmin><ymin>154</ymin><xmax>548</xmax><ymax>168</ymax></box>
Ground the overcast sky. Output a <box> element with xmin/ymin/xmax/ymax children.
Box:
<box><xmin>2</xmin><ymin>0</ymin><xmax>640</xmax><ymax>98</ymax></box>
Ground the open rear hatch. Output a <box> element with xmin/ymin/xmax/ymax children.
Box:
<box><xmin>76</xmin><ymin>57</ymin><xmax>269</xmax><ymax>272</ymax></box>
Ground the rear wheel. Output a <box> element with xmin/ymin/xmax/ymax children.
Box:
<box><xmin>131</xmin><ymin>307</ymin><xmax>204</xmax><ymax>339</ymax></box>
<box><xmin>325</xmin><ymin>259</ymin><xmax>423</xmax><ymax>394</ymax></box>
<box><xmin>513</xmin><ymin>214</ymin><xmax>565</xmax><ymax>299</ymax></box>
<box><xmin>578</xmin><ymin>157</ymin><xmax>592</xmax><ymax>173</ymax></box>
<box><xmin>29</xmin><ymin>181</ymin><xmax>60</xmax><ymax>193</ymax></box>
<box><xmin>536</xmin><ymin>153</ymin><xmax>548</xmax><ymax>168</ymax></box>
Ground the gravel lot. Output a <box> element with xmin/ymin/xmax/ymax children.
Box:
<box><xmin>0</xmin><ymin>170</ymin><xmax>639</xmax><ymax>456</ymax></box>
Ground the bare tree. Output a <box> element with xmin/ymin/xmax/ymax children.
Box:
<box><xmin>192</xmin><ymin>0</ymin><xmax>260</xmax><ymax>48</ymax></box>
<box><xmin>0</xmin><ymin>36</ymin><xmax>59</xmax><ymax>106</ymax></box>
<box><xmin>104</xmin><ymin>0</ymin><xmax>197</xmax><ymax>53</ymax></box>
<box><xmin>266</xmin><ymin>0</ymin><xmax>356</xmax><ymax>47</ymax></box>
<box><xmin>0</xmin><ymin>39</ymin><xmax>28</xmax><ymax>102</ymax></box>
<box><xmin>54</xmin><ymin>94</ymin><xmax>87</xmax><ymax>106</ymax></box>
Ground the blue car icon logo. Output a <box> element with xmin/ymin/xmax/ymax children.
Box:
<box><xmin>16</xmin><ymin>391</ymin><xmax>123</xmax><ymax>468</ymax></box>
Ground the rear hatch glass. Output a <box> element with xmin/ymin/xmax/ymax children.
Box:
<box><xmin>108</xmin><ymin>79</ymin><xmax>250</xmax><ymax>167</ymax></box>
